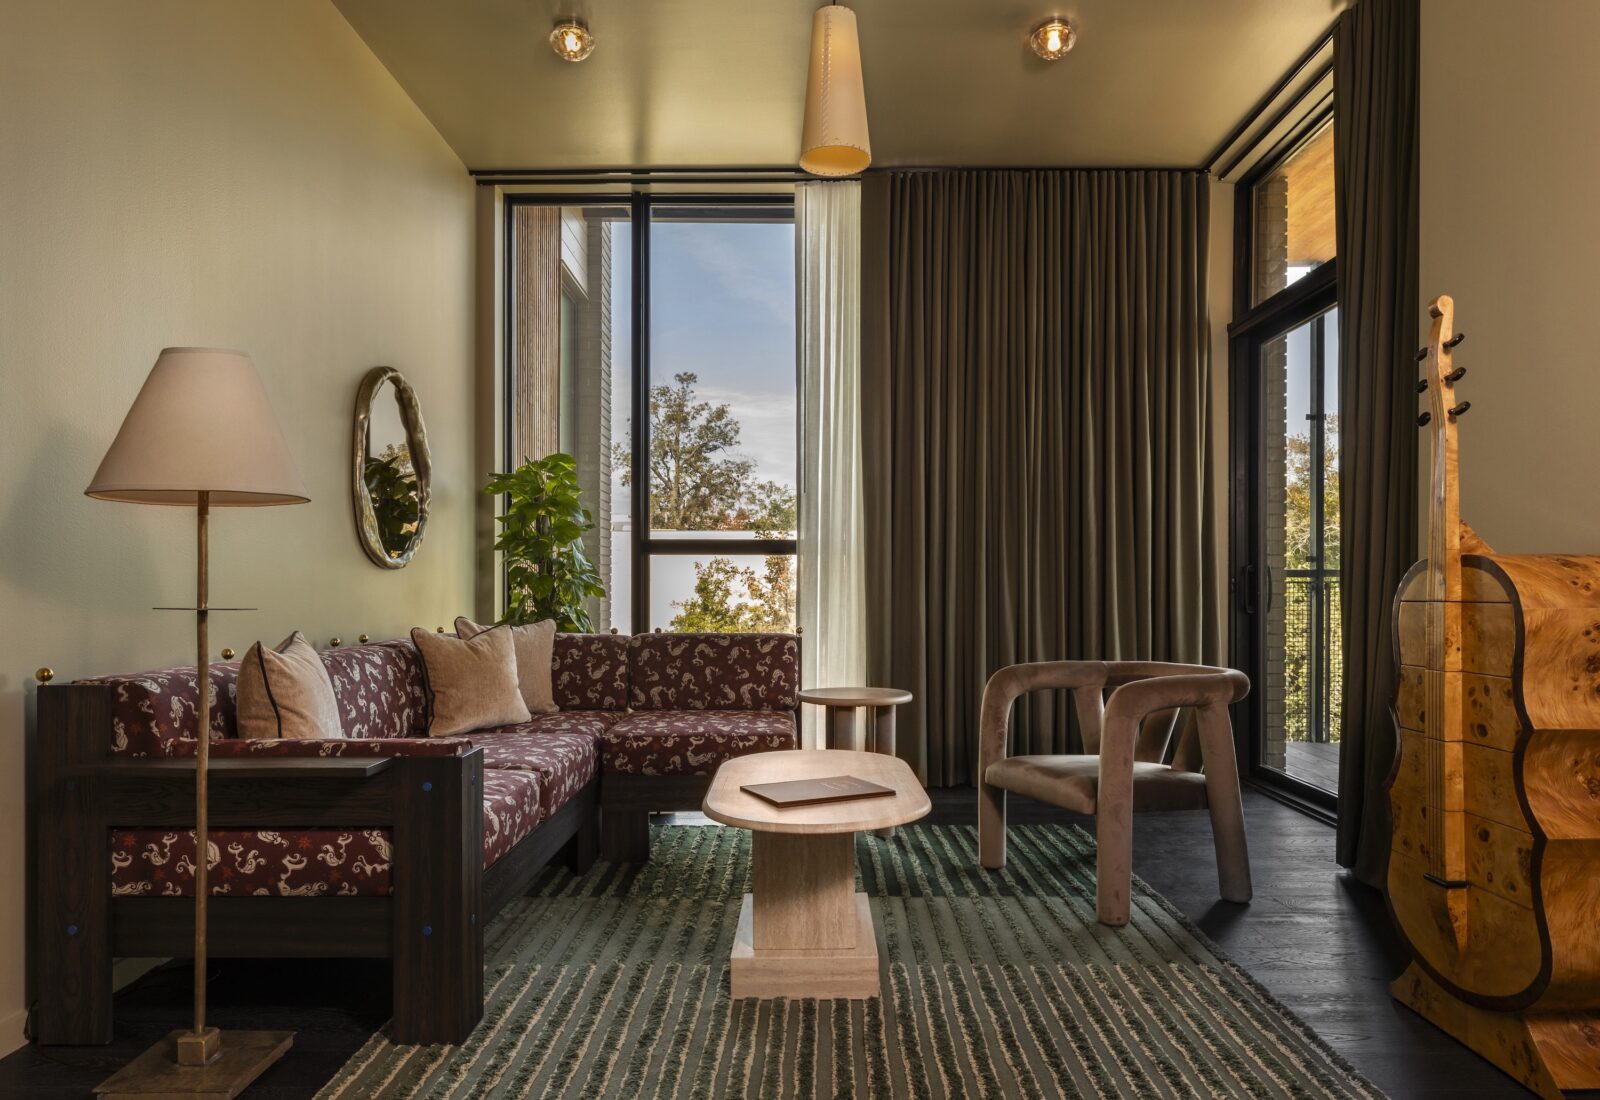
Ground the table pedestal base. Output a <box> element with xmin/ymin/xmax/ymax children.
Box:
<box><xmin>730</xmin><ymin>892</ymin><xmax>878</xmax><ymax>1000</ymax></box>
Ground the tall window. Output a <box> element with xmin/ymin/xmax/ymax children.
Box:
<box><xmin>1232</xmin><ymin>112</ymin><xmax>1342</xmax><ymax>804</ymax></box>
<box><xmin>507</xmin><ymin>197</ymin><xmax>797</xmax><ymax>635</ymax></box>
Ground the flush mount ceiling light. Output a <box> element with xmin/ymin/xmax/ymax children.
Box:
<box><xmin>799</xmin><ymin>4</ymin><xmax>871</xmax><ymax>177</ymax></box>
<box><xmin>1029</xmin><ymin>17</ymin><xmax>1076</xmax><ymax>61</ymax></box>
<box><xmin>550</xmin><ymin>18</ymin><xmax>595</xmax><ymax>62</ymax></box>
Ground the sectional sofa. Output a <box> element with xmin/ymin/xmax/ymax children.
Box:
<box><xmin>33</xmin><ymin>630</ymin><xmax>800</xmax><ymax>1045</ymax></box>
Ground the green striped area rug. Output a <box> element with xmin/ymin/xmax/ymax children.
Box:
<box><xmin>320</xmin><ymin>825</ymin><xmax>1384</xmax><ymax>1099</ymax></box>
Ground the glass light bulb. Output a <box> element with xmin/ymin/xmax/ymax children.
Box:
<box><xmin>1030</xmin><ymin>18</ymin><xmax>1075</xmax><ymax>61</ymax></box>
<box><xmin>550</xmin><ymin>20</ymin><xmax>595</xmax><ymax>62</ymax></box>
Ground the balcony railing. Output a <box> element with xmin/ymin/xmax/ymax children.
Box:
<box><xmin>1282</xmin><ymin>569</ymin><xmax>1342</xmax><ymax>745</ymax></box>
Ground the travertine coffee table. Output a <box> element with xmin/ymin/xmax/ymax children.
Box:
<box><xmin>703</xmin><ymin>749</ymin><xmax>930</xmax><ymax>1000</ymax></box>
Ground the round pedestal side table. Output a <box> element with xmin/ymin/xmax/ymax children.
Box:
<box><xmin>798</xmin><ymin>687</ymin><xmax>913</xmax><ymax>838</ymax></box>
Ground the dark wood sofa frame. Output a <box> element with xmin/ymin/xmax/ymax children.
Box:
<box><xmin>600</xmin><ymin>774</ymin><xmax>717</xmax><ymax>862</ymax></box>
<box><xmin>34</xmin><ymin>684</ymin><xmax>596</xmax><ymax>1047</ymax></box>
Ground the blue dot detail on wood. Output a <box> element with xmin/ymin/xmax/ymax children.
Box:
<box><xmin>66</xmin><ymin>924</ymin><xmax>78</xmax><ymax>936</ymax></box>
<box><xmin>422</xmin><ymin>781</ymin><xmax>433</xmax><ymax>793</ymax></box>
<box><xmin>422</xmin><ymin>924</ymin><xmax>433</xmax><ymax>937</ymax></box>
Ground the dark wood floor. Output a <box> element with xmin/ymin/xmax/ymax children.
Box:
<box><xmin>0</xmin><ymin>790</ymin><xmax>1539</xmax><ymax>1099</ymax></box>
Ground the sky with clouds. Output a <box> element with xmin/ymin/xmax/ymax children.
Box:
<box><xmin>609</xmin><ymin>217</ymin><xmax>798</xmax><ymax>513</ymax></box>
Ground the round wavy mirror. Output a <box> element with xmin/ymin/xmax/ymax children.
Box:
<box><xmin>352</xmin><ymin>366</ymin><xmax>431</xmax><ymax>569</ymax></box>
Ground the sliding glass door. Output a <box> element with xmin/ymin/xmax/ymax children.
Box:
<box><xmin>1260</xmin><ymin>306</ymin><xmax>1341</xmax><ymax>792</ymax></box>
<box><xmin>1231</xmin><ymin>113</ymin><xmax>1341</xmax><ymax>808</ymax></box>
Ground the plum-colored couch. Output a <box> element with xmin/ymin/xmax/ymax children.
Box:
<box><xmin>33</xmin><ymin>630</ymin><xmax>799</xmax><ymax>1045</ymax></box>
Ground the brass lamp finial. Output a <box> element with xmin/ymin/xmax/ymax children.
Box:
<box><xmin>35</xmin><ymin>667</ymin><xmax>54</xmax><ymax>684</ymax></box>
<box><xmin>220</xmin><ymin>648</ymin><xmax>236</xmax><ymax>660</ymax></box>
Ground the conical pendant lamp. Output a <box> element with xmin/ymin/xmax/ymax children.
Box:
<box><xmin>799</xmin><ymin>4</ymin><xmax>871</xmax><ymax>177</ymax></box>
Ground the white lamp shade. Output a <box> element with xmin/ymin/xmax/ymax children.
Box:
<box><xmin>86</xmin><ymin>347</ymin><xmax>309</xmax><ymax>507</ymax></box>
<box><xmin>799</xmin><ymin>5</ymin><xmax>871</xmax><ymax>177</ymax></box>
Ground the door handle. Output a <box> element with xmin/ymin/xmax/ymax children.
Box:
<box><xmin>1241</xmin><ymin>564</ymin><xmax>1258</xmax><ymax>615</ymax></box>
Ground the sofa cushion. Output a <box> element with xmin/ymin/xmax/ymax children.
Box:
<box><xmin>482</xmin><ymin>768</ymin><xmax>543</xmax><ymax>867</ymax></box>
<box><xmin>627</xmin><ymin>633</ymin><xmax>800</xmax><ymax>711</ymax></box>
<box><xmin>411</xmin><ymin>626</ymin><xmax>531</xmax><ymax>737</ymax></box>
<box><xmin>88</xmin><ymin>662</ymin><xmax>242</xmax><ymax>757</ymax></box>
<box><xmin>320</xmin><ymin>639</ymin><xmax>429</xmax><ymax>739</ymax></box>
<box><xmin>601</xmin><ymin>710</ymin><xmax>797</xmax><ymax>776</ymax></box>
<box><xmin>169</xmin><ymin>736</ymin><xmax>473</xmax><ymax>760</ymax></box>
<box><xmin>237</xmin><ymin>632</ymin><xmax>342</xmax><ymax>740</ymax></box>
<box><xmin>552</xmin><ymin>633</ymin><xmax>630</xmax><ymax>711</ymax></box>
<box><xmin>457</xmin><ymin>616</ymin><xmax>559</xmax><ymax>715</ymax></box>
<box><xmin>110</xmin><ymin>765</ymin><xmax>545</xmax><ymax>898</ymax></box>
<box><xmin>110</xmin><ymin>828</ymin><xmax>393</xmax><ymax>897</ymax></box>
<box><xmin>471</xmin><ymin>717</ymin><xmax>600</xmax><ymax>817</ymax></box>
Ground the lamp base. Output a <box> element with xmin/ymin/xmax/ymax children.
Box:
<box><xmin>94</xmin><ymin>1029</ymin><xmax>293</xmax><ymax>1099</ymax></box>
<box><xmin>175</xmin><ymin>1026</ymin><xmax>221</xmax><ymax>1066</ymax></box>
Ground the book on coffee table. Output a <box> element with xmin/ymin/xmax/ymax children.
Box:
<box><xmin>740</xmin><ymin>774</ymin><xmax>896</xmax><ymax>807</ymax></box>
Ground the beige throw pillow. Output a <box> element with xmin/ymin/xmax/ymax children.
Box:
<box><xmin>412</xmin><ymin>625</ymin><xmax>531</xmax><ymax>737</ymax></box>
<box><xmin>455</xmin><ymin>616</ymin><xmax>559</xmax><ymax>715</ymax></box>
<box><xmin>237</xmin><ymin>632</ymin><xmax>343</xmax><ymax>740</ymax></box>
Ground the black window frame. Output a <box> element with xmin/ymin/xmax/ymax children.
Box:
<box><xmin>1228</xmin><ymin>102</ymin><xmax>1342</xmax><ymax>819</ymax></box>
<box><xmin>503</xmin><ymin>191</ymin><xmax>798</xmax><ymax>635</ymax></box>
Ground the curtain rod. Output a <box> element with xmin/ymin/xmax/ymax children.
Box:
<box><xmin>470</xmin><ymin>166</ymin><xmax>820</xmax><ymax>186</ymax></box>
<box><xmin>1201</xmin><ymin>17</ymin><xmax>1338</xmax><ymax>174</ymax></box>
<box><xmin>473</xmin><ymin>165</ymin><xmax>1209</xmax><ymax>185</ymax></box>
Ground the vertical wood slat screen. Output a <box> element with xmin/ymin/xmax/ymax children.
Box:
<box><xmin>861</xmin><ymin>170</ymin><xmax>1219</xmax><ymax>787</ymax></box>
<box><xmin>512</xmin><ymin>204</ymin><xmax>562</xmax><ymax>464</ymax></box>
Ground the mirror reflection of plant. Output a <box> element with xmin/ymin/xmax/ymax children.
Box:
<box><xmin>484</xmin><ymin>453</ymin><xmax>606</xmax><ymax>632</ymax></box>
<box><xmin>364</xmin><ymin>444</ymin><xmax>419</xmax><ymax>556</ymax></box>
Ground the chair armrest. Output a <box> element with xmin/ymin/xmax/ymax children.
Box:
<box><xmin>978</xmin><ymin>661</ymin><xmax>1110</xmax><ymax>780</ymax></box>
<box><xmin>1097</xmin><ymin>669</ymin><xmax>1250</xmax><ymax>797</ymax></box>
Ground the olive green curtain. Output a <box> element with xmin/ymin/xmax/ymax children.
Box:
<box><xmin>860</xmin><ymin>170</ymin><xmax>1220</xmax><ymax>787</ymax></box>
<box><xmin>1334</xmin><ymin>0</ymin><xmax>1421</xmax><ymax>885</ymax></box>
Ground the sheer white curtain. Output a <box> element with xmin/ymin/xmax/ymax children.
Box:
<box><xmin>797</xmin><ymin>181</ymin><xmax>866</xmax><ymax>748</ymax></box>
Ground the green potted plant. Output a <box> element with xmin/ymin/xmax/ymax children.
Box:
<box><xmin>364</xmin><ymin>448</ymin><xmax>419</xmax><ymax>557</ymax></box>
<box><xmin>484</xmin><ymin>452</ymin><xmax>606</xmax><ymax>632</ymax></box>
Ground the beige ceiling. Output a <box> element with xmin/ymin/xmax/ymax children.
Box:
<box><xmin>332</xmin><ymin>0</ymin><xmax>1343</xmax><ymax>171</ymax></box>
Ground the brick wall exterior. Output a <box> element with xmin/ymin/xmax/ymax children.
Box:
<box><xmin>1254</xmin><ymin>176</ymin><xmax>1291</xmax><ymax>772</ymax></box>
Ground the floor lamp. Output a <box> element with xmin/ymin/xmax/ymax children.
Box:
<box><xmin>86</xmin><ymin>347</ymin><xmax>308</xmax><ymax>1097</ymax></box>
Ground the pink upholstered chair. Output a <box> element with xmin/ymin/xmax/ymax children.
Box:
<box><xmin>977</xmin><ymin>660</ymin><xmax>1252</xmax><ymax>926</ymax></box>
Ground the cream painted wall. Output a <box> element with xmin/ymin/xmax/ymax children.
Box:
<box><xmin>0</xmin><ymin>1</ymin><xmax>475</xmax><ymax>1053</ymax></box>
<box><xmin>1419</xmin><ymin>0</ymin><xmax>1600</xmax><ymax>553</ymax></box>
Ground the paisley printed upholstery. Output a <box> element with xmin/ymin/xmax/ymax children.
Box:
<box><xmin>92</xmin><ymin>639</ymin><xmax>429</xmax><ymax>755</ymax></box>
<box><xmin>319</xmin><ymin>639</ymin><xmax>429</xmax><ymax>740</ymax></box>
<box><xmin>627</xmin><ymin>633</ymin><xmax>800</xmax><ymax>711</ymax></box>
<box><xmin>551</xmin><ymin>633</ymin><xmax>630</xmax><ymax>711</ymax></box>
<box><xmin>87</xmin><ymin>661</ymin><xmax>243</xmax><ymax>757</ymax></box>
<box><xmin>600</xmin><ymin>710</ymin><xmax>797</xmax><ymax>775</ymax></box>
<box><xmin>98</xmin><ymin>630</ymin><xmax>807</xmax><ymax>898</ymax></box>
<box><xmin>480</xmin><ymin>768</ymin><xmax>543</xmax><ymax>867</ymax></box>
<box><xmin>109</xmin><ymin>766</ymin><xmax>547</xmax><ymax>896</ymax></box>
<box><xmin>472</xmin><ymin>722</ymin><xmax>600</xmax><ymax>817</ymax></box>
<box><xmin>170</xmin><ymin>737</ymin><xmax>473</xmax><ymax>759</ymax></box>
<box><xmin>109</xmin><ymin>828</ymin><xmax>394</xmax><ymax>897</ymax></box>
